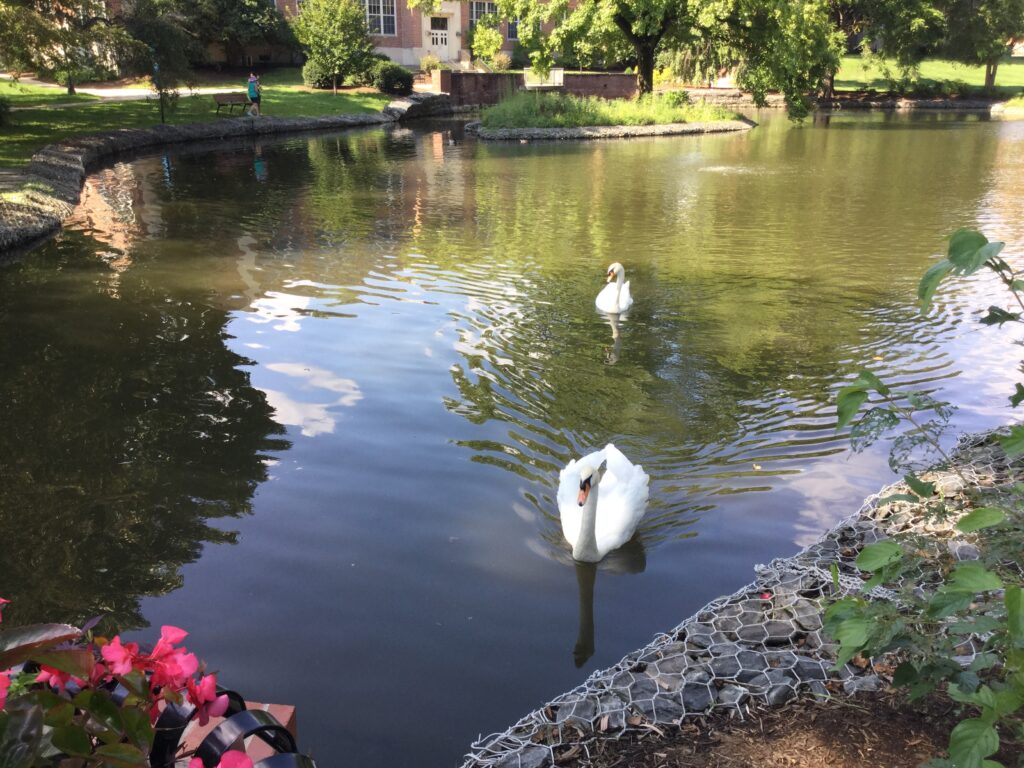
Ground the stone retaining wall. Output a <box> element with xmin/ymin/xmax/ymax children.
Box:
<box><xmin>0</xmin><ymin>94</ymin><xmax>452</xmax><ymax>255</ymax></box>
<box><xmin>459</xmin><ymin>431</ymin><xmax>1015</xmax><ymax>768</ymax></box>
<box><xmin>469</xmin><ymin>118</ymin><xmax>755</xmax><ymax>142</ymax></box>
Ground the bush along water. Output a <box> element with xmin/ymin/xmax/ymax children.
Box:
<box><xmin>0</xmin><ymin>597</ymin><xmax>289</xmax><ymax>767</ymax></box>
<box><xmin>825</xmin><ymin>229</ymin><xmax>1024</xmax><ymax>768</ymax></box>
<box><xmin>372</xmin><ymin>62</ymin><xmax>413</xmax><ymax>95</ymax></box>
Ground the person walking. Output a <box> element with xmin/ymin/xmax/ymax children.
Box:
<box><xmin>247</xmin><ymin>72</ymin><xmax>262</xmax><ymax>116</ymax></box>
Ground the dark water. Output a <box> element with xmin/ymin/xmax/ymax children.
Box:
<box><xmin>1</xmin><ymin>112</ymin><xmax>1023</xmax><ymax>766</ymax></box>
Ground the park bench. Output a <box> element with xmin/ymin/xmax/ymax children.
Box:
<box><xmin>213</xmin><ymin>92</ymin><xmax>251</xmax><ymax>114</ymax></box>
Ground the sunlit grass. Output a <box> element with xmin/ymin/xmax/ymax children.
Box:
<box><xmin>834</xmin><ymin>55</ymin><xmax>1024</xmax><ymax>97</ymax></box>
<box><xmin>0</xmin><ymin>80</ymin><xmax>98</xmax><ymax>106</ymax></box>
<box><xmin>0</xmin><ymin>88</ymin><xmax>390</xmax><ymax>167</ymax></box>
<box><xmin>481</xmin><ymin>91</ymin><xmax>737</xmax><ymax>129</ymax></box>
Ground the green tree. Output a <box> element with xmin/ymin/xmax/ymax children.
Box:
<box><xmin>0</xmin><ymin>0</ymin><xmax>55</xmax><ymax>77</ymax></box>
<box><xmin>181</xmin><ymin>0</ymin><xmax>297</xmax><ymax>66</ymax></box>
<box><xmin>940</xmin><ymin>0</ymin><xmax>1024</xmax><ymax>89</ymax></box>
<box><xmin>292</xmin><ymin>0</ymin><xmax>376</xmax><ymax>94</ymax></box>
<box><xmin>118</xmin><ymin>0</ymin><xmax>200</xmax><ymax>123</ymax></box>
<box><xmin>472</xmin><ymin>14</ymin><xmax>505</xmax><ymax>65</ymax></box>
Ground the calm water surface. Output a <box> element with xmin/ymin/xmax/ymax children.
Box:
<box><xmin>2</xmin><ymin>112</ymin><xmax>1023</xmax><ymax>766</ymax></box>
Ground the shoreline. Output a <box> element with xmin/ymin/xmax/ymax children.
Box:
<box><xmin>468</xmin><ymin>118</ymin><xmax>755</xmax><ymax>142</ymax></box>
<box><xmin>0</xmin><ymin>92</ymin><xmax>455</xmax><ymax>255</ymax></box>
<box><xmin>459</xmin><ymin>429</ymin><xmax>1019</xmax><ymax>768</ymax></box>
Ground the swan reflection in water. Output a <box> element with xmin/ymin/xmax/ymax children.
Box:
<box><xmin>543</xmin><ymin>539</ymin><xmax>647</xmax><ymax>667</ymax></box>
<box><xmin>604</xmin><ymin>312</ymin><xmax>623</xmax><ymax>365</ymax></box>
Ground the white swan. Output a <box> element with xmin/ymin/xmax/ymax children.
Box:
<box><xmin>595</xmin><ymin>262</ymin><xmax>633</xmax><ymax>314</ymax></box>
<box><xmin>558</xmin><ymin>444</ymin><xmax>649</xmax><ymax>562</ymax></box>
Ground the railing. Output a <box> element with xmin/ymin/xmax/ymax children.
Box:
<box><xmin>523</xmin><ymin>67</ymin><xmax>564</xmax><ymax>89</ymax></box>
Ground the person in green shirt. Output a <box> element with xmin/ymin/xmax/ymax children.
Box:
<box><xmin>247</xmin><ymin>73</ymin><xmax>262</xmax><ymax>116</ymax></box>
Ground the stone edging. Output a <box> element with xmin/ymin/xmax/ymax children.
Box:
<box><xmin>0</xmin><ymin>93</ymin><xmax>454</xmax><ymax>255</ymax></box>
<box><xmin>459</xmin><ymin>431</ymin><xmax>1015</xmax><ymax>768</ymax></box>
<box><xmin>468</xmin><ymin>119</ymin><xmax>755</xmax><ymax>142</ymax></box>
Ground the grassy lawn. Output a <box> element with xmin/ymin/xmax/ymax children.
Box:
<box><xmin>0</xmin><ymin>88</ymin><xmax>390</xmax><ymax>167</ymax></box>
<box><xmin>0</xmin><ymin>80</ymin><xmax>98</xmax><ymax>106</ymax></box>
<box><xmin>482</xmin><ymin>91</ymin><xmax>737</xmax><ymax>129</ymax></box>
<box><xmin>835</xmin><ymin>55</ymin><xmax>1024</xmax><ymax>97</ymax></box>
<box><xmin>113</xmin><ymin>67</ymin><xmax>307</xmax><ymax>91</ymax></box>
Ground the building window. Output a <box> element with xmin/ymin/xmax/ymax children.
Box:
<box><xmin>469</xmin><ymin>1</ymin><xmax>497</xmax><ymax>29</ymax></box>
<box><xmin>507</xmin><ymin>18</ymin><xmax>518</xmax><ymax>40</ymax></box>
<box><xmin>365</xmin><ymin>0</ymin><xmax>396</xmax><ymax>35</ymax></box>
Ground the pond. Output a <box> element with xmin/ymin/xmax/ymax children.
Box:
<box><xmin>1</xmin><ymin>112</ymin><xmax>1022</xmax><ymax>767</ymax></box>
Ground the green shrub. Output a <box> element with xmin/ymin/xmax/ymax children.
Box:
<box><xmin>510</xmin><ymin>42</ymin><xmax>532</xmax><ymax>70</ymax></box>
<box><xmin>0</xmin><ymin>96</ymin><xmax>10</xmax><ymax>127</ymax></box>
<box><xmin>373</xmin><ymin>61</ymin><xmax>413</xmax><ymax>95</ymax></box>
<box><xmin>660</xmin><ymin>89</ymin><xmax>690</xmax><ymax>107</ymax></box>
<box><xmin>420</xmin><ymin>53</ymin><xmax>441</xmax><ymax>74</ymax></box>
<box><xmin>481</xmin><ymin>90</ymin><xmax>735</xmax><ymax>129</ymax></box>
<box><xmin>471</xmin><ymin>15</ymin><xmax>503</xmax><ymax>65</ymax></box>
<box><xmin>302</xmin><ymin>58</ymin><xmax>337</xmax><ymax>89</ymax></box>
<box><xmin>492</xmin><ymin>51</ymin><xmax>512</xmax><ymax>71</ymax></box>
<box><xmin>37</xmin><ymin>64</ymin><xmax>116</xmax><ymax>86</ymax></box>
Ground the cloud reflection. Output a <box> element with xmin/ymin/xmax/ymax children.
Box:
<box><xmin>259</xmin><ymin>363</ymin><xmax>363</xmax><ymax>437</ymax></box>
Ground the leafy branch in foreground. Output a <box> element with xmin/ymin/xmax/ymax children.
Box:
<box><xmin>825</xmin><ymin>229</ymin><xmax>1024</xmax><ymax>768</ymax></box>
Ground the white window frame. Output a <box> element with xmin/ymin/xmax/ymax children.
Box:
<box><xmin>365</xmin><ymin>0</ymin><xmax>397</xmax><ymax>36</ymax></box>
<box><xmin>506</xmin><ymin>18</ymin><xmax>518</xmax><ymax>40</ymax></box>
<box><xmin>469</xmin><ymin>1</ymin><xmax>497</xmax><ymax>29</ymax></box>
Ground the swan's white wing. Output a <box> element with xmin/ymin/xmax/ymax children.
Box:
<box><xmin>619</xmin><ymin>281</ymin><xmax>633</xmax><ymax>312</ymax></box>
<box><xmin>594</xmin><ymin>443</ymin><xmax>649</xmax><ymax>555</ymax></box>
<box><xmin>595</xmin><ymin>283</ymin><xmax>619</xmax><ymax>314</ymax></box>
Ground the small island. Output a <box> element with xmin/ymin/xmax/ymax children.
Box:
<box><xmin>471</xmin><ymin>91</ymin><xmax>756</xmax><ymax>141</ymax></box>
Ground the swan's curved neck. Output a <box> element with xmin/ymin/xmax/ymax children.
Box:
<box><xmin>615</xmin><ymin>270</ymin><xmax>625</xmax><ymax>287</ymax></box>
<box><xmin>573</xmin><ymin>485</ymin><xmax>601</xmax><ymax>562</ymax></box>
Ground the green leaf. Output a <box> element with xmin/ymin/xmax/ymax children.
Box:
<box><xmin>951</xmin><ymin>241</ymin><xmax>1004</xmax><ymax>275</ymax></box>
<box><xmin>919</xmin><ymin>259</ymin><xmax>954</xmax><ymax>312</ymax></box>
<box><xmin>980</xmin><ymin>761</ymin><xmax>1004</xmax><ymax>768</ymax></box>
<box><xmin>120</xmin><ymin>707</ymin><xmax>154</xmax><ymax>750</ymax></box>
<box><xmin>904</xmin><ymin>472</ymin><xmax>936</xmax><ymax>498</ymax></box>
<box><xmin>856</xmin><ymin>541</ymin><xmax>903</xmax><ymax>572</ymax></box>
<box><xmin>83</xmin><ymin>690</ymin><xmax>123</xmax><ymax>734</ymax></box>
<box><xmin>856</xmin><ymin>369</ymin><xmax>890</xmax><ymax>395</ymax></box>
<box><xmin>948</xmin><ymin>229</ymin><xmax>989</xmax><ymax>262</ymax></box>
<box><xmin>877</xmin><ymin>494</ymin><xmax>919</xmax><ymax>504</ymax></box>
<box><xmin>945</xmin><ymin>563</ymin><xmax>1003</xmax><ymax>593</ymax></box>
<box><xmin>948</xmin><ymin>616</ymin><xmax>1002</xmax><ymax>635</ymax></box>
<box><xmin>93</xmin><ymin>743</ymin><xmax>148</xmax><ymax>767</ymax></box>
<box><xmin>0</xmin><ymin>624</ymin><xmax>81</xmax><ymax>670</ymax></box>
<box><xmin>998</xmin><ymin>425</ymin><xmax>1024</xmax><ymax>457</ymax></box>
<box><xmin>836</xmin><ymin>387</ymin><xmax>869</xmax><ymax>431</ymax></box>
<box><xmin>42</xmin><ymin>701</ymin><xmax>74</xmax><ymax>728</ymax></box>
<box><xmin>832</xmin><ymin>617</ymin><xmax>870</xmax><ymax>667</ymax></box>
<box><xmin>0</xmin><ymin>705</ymin><xmax>44</xmax><ymax>768</ymax></box>
<box><xmin>1007</xmin><ymin>586</ymin><xmax>1023</xmax><ymax>645</ymax></box>
<box><xmin>928</xmin><ymin>590</ymin><xmax>974</xmax><ymax>619</ymax></box>
<box><xmin>50</xmin><ymin>725</ymin><xmax>92</xmax><ymax>757</ymax></box>
<box><xmin>980</xmin><ymin>306</ymin><xmax>1019</xmax><ymax>326</ymax></box>
<box><xmin>34</xmin><ymin>648</ymin><xmax>95</xmax><ymax>680</ymax></box>
<box><xmin>1010</xmin><ymin>384</ymin><xmax>1024</xmax><ymax>408</ymax></box>
<box><xmin>829</xmin><ymin>562</ymin><xmax>840</xmax><ymax>593</ymax></box>
<box><xmin>948</xmin><ymin>718</ymin><xmax>999</xmax><ymax>768</ymax></box>
<box><xmin>956</xmin><ymin>507</ymin><xmax>1006</xmax><ymax>533</ymax></box>
<box><xmin>893</xmin><ymin>661</ymin><xmax>918</xmax><ymax>687</ymax></box>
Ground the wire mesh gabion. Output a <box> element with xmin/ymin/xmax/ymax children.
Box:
<box><xmin>460</xmin><ymin>431</ymin><xmax>1021</xmax><ymax>768</ymax></box>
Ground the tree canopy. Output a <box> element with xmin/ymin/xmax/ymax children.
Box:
<box><xmin>292</xmin><ymin>0</ymin><xmax>377</xmax><ymax>94</ymax></box>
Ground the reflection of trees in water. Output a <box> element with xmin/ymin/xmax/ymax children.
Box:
<box><xmin>0</xmin><ymin>235</ymin><xmax>288</xmax><ymax>630</ymax></box>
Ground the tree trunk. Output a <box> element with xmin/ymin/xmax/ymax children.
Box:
<box><xmin>821</xmin><ymin>70</ymin><xmax>836</xmax><ymax>101</ymax></box>
<box><xmin>635</xmin><ymin>41</ymin><xmax>656</xmax><ymax>96</ymax></box>
<box><xmin>66</xmin><ymin>76</ymin><xmax>76</xmax><ymax>96</ymax></box>
<box><xmin>984</xmin><ymin>61</ymin><xmax>998</xmax><ymax>90</ymax></box>
<box><xmin>332</xmin><ymin>74</ymin><xmax>338</xmax><ymax>95</ymax></box>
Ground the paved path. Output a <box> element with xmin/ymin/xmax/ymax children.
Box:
<box><xmin>2</xmin><ymin>73</ymin><xmax>243</xmax><ymax>108</ymax></box>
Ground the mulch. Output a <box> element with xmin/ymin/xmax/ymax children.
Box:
<box><xmin>573</xmin><ymin>689</ymin><xmax>1021</xmax><ymax>767</ymax></box>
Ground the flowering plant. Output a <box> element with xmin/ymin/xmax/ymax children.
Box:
<box><xmin>0</xmin><ymin>597</ymin><xmax>250</xmax><ymax>768</ymax></box>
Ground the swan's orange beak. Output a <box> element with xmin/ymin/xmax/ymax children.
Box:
<box><xmin>606</xmin><ymin>270</ymin><xmax>615</xmax><ymax>283</ymax></box>
<box><xmin>578</xmin><ymin>477</ymin><xmax>591</xmax><ymax>506</ymax></box>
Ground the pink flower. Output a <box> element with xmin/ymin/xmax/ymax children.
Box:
<box><xmin>187</xmin><ymin>674</ymin><xmax>229</xmax><ymax>726</ymax></box>
<box><xmin>101</xmin><ymin>636</ymin><xmax>140</xmax><ymax>676</ymax></box>
<box><xmin>0</xmin><ymin>597</ymin><xmax>9</xmax><ymax>624</ymax></box>
<box><xmin>188</xmin><ymin>750</ymin><xmax>253</xmax><ymax>768</ymax></box>
<box><xmin>0</xmin><ymin>670</ymin><xmax>10</xmax><ymax>709</ymax></box>
<box><xmin>35</xmin><ymin>665</ymin><xmax>82</xmax><ymax>695</ymax></box>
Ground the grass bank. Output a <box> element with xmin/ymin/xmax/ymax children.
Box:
<box><xmin>834</xmin><ymin>55</ymin><xmax>1024</xmax><ymax>98</ymax></box>
<box><xmin>481</xmin><ymin>91</ymin><xmax>737</xmax><ymax>129</ymax></box>
<box><xmin>0</xmin><ymin>88</ymin><xmax>390</xmax><ymax>167</ymax></box>
<box><xmin>0</xmin><ymin>80</ymin><xmax>98</xmax><ymax>106</ymax></box>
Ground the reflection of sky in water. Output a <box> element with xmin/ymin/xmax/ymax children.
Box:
<box><xmin>16</xmin><ymin>114</ymin><xmax>1023</xmax><ymax>768</ymax></box>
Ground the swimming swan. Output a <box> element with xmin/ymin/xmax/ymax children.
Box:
<box><xmin>596</xmin><ymin>262</ymin><xmax>633</xmax><ymax>314</ymax></box>
<box><xmin>558</xmin><ymin>444</ymin><xmax>649</xmax><ymax>562</ymax></box>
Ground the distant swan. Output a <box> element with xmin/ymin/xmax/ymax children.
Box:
<box><xmin>596</xmin><ymin>262</ymin><xmax>633</xmax><ymax>314</ymax></box>
<box><xmin>558</xmin><ymin>444</ymin><xmax>649</xmax><ymax>562</ymax></box>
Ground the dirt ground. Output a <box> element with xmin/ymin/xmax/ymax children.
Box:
<box><xmin>573</xmin><ymin>690</ymin><xmax>1021</xmax><ymax>768</ymax></box>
